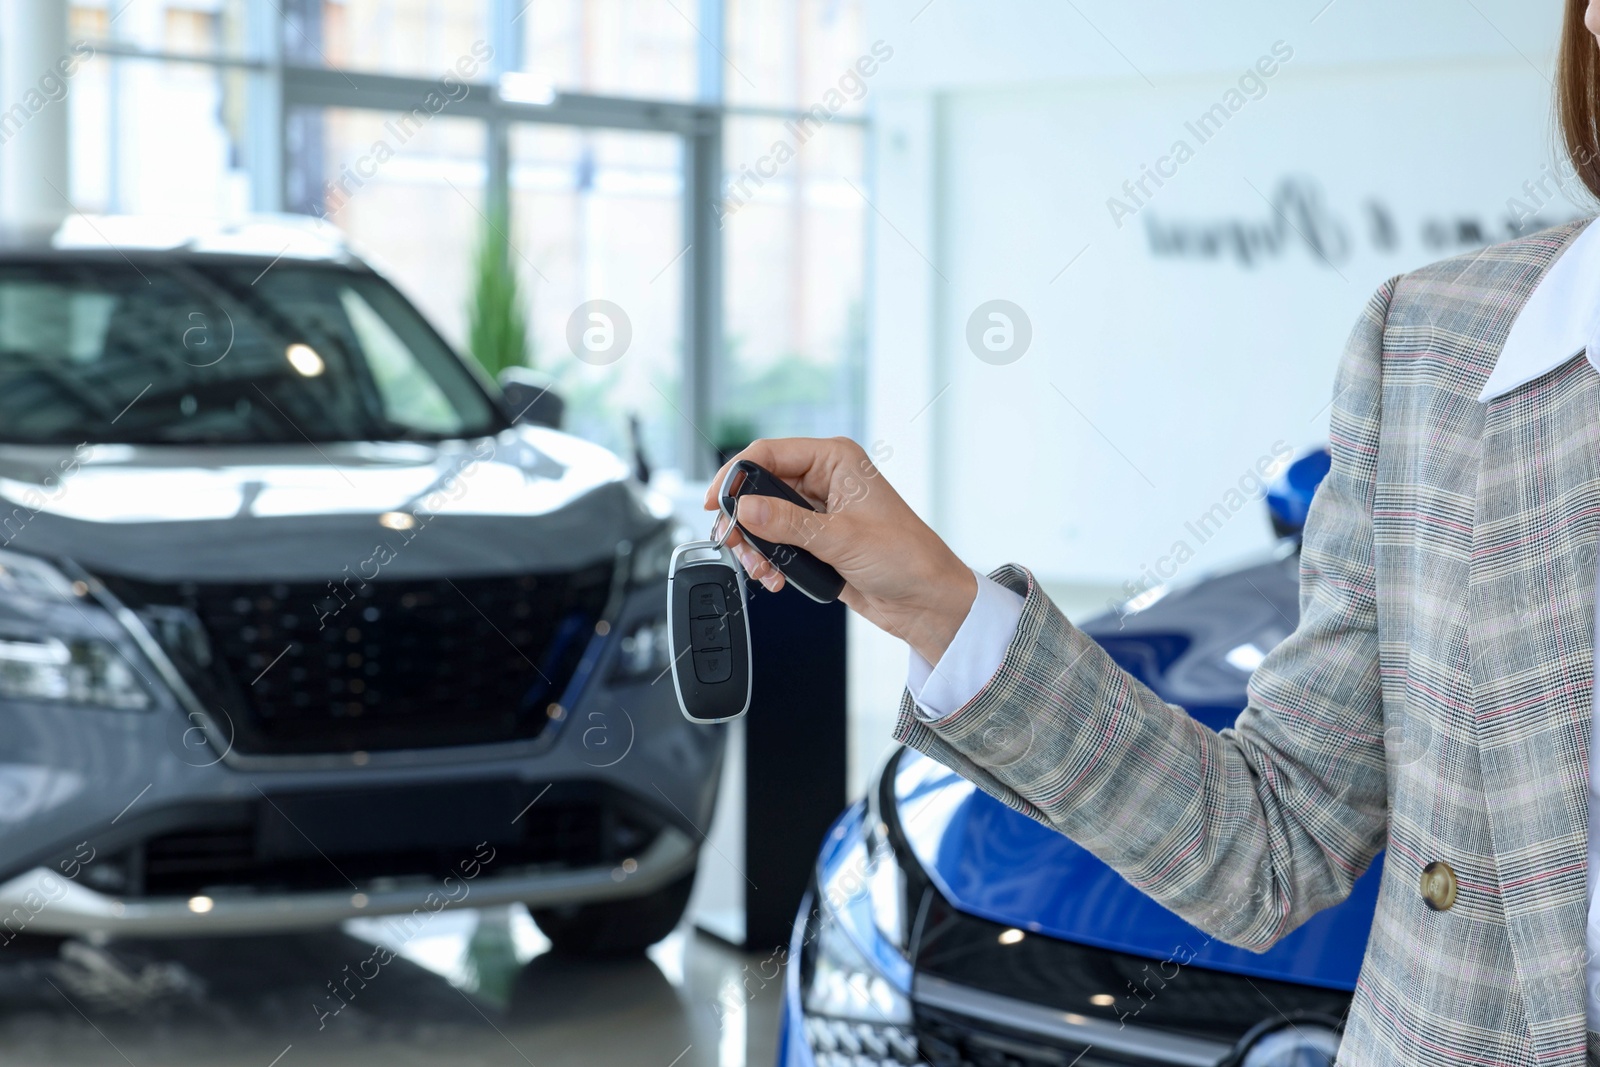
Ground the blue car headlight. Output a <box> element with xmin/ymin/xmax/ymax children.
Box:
<box><xmin>796</xmin><ymin>803</ymin><xmax>919</xmax><ymax>1065</ymax></box>
<box><xmin>1230</xmin><ymin>1017</ymin><xmax>1342</xmax><ymax>1067</ymax></box>
<box><xmin>0</xmin><ymin>550</ymin><xmax>152</xmax><ymax>711</ymax></box>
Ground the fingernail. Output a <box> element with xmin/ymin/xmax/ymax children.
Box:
<box><xmin>740</xmin><ymin>497</ymin><xmax>770</xmax><ymax>526</ymax></box>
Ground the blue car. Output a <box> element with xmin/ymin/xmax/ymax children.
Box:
<box><xmin>777</xmin><ymin>450</ymin><xmax>1382</xmax><ymax>1067</ymax></box>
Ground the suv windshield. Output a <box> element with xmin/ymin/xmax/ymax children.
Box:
<box><xmin>0</xmin><ymin>259</ymin><xmax>505</xmax><ymax>444</ymax></box>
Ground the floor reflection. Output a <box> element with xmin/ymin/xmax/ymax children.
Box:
<box><xmin>0</xmin><ymin>908</ymin><xmax>784</xmax><ymax>1066</ymax></box>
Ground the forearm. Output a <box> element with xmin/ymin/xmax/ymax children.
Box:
<box><xmin>894</xmin><ymin>565</ymin><xmax>1387</xmax><ymax>951</ymax></box>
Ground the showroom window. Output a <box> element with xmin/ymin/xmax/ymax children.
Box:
<box><xmin>68</xmin><ymin>0</ymin><xmax>261</xmax><ymax>219</ymax></box>
<box><xmin>506</xmin><ymin>124</ymin><xmax>686</xmax><ymax>466</ymax></box>
<box><xmin>719</xmin><ymin>114</ymin><xmax>865</xmax><ymax>451</ymax></box>
<box><xmin>519</xmin><ymin>0</ymin><xmax>700</xmax><ymax>102</ymax></box>
<box><xmin>290</xmin><ymin>0</ymin><xmax>493</xmax><ymax>77</ymax></box>
<box><xmin>67</xmin><ymin>0</ymin><xmax>867</xmax><ymax>475</ymax></box>
<box><xmin>289</xmin><ymin>106</ymin><xmax>488</xmax><ymax>348</ymax></box>
<box><xmin>725</xmin><ymin>0</ymin><xmax>868</xmax><ymax>112</ymax></box>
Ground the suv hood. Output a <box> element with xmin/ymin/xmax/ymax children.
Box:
<box><xmin>0</xmin><ymin>427</ymin><xmax>663</xmax><ymax>582</ymax></box>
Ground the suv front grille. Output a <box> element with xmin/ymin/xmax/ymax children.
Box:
<box><xmin>91</xmin><ymin>781</ymin><xmax>664</xmax><ymax>897</ymax></box>
<box><xmin>101</xmin><ymin>564</ymin><xmax>613</xmax><ymax>754</ymax></box>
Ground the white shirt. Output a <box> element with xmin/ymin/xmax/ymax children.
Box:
<box><xmin>904</xmin><ymin>217</ymin><xmax>1600</xmax><ymax>1026</ymax></box>
<box><xmin>905</xmin><ymin>571</ymin><xmax>1025</xmax><ymax>717</ymax></box>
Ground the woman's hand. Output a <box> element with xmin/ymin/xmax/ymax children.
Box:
<box><xmin>703</xmin><ymin>437</ymin><xmax>978</xmax><ymax>665</ymax></box>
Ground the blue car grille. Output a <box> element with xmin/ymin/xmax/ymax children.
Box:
<box><xmin>911</xmin><ymin>894</ymin><xmax>1350</xmax><ymax>1062</ymax></box>
<box><xmin>803</xmin><ymin>1017</ymin><xmax>920</xmax><ymax>1066</ymax></box>
<box><xmin>916</xmin><ymin>1008</ymin><xmax>1145</xmax><ymax>1067</ymax></box>
<box><xmin>99</xmin><ymin>564</ymin><xmax>613</xmax><ymax>754</ymax></box>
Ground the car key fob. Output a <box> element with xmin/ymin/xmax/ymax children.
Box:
<box><xmin>666</xmin><ymin>541</ymin><xmax>752</xmax><ymax>723</ymax></box>
<box><xmin>719</xmin><ymin>460</ymin><xmax>847</xmax><ymax>603</ymax></box>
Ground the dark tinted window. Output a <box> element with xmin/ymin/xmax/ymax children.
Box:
<box><xmin>0</xmin><ymin>259</ymin><xmax>503</xmax><ymax>444</ymax></box>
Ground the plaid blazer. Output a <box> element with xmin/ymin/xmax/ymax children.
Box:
<box><xmin>894</xmin><ymin>219</ymin><xmax>1600</xmax><ymax>1066</ymax></box>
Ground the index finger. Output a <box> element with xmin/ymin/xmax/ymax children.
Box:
<box><xmin>700</xmin><ymin>437</ymin><xmax>838</xmax><ymax>512</ymax></box>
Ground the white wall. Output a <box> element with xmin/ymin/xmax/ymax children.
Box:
<box><xmin>846</xmin><ymin>0</ymin><xmax>1581</xmax><ymax>793</ymax></box>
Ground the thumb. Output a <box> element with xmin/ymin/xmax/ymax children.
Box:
<box><xmin>736</xmin><ymin>495</ymin><xmax>841</xmax><ymax>558</ymax></box>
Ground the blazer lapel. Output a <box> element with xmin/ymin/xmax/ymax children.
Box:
<box><xmin>1472</xmin><ymin>350</ymin><xmax>1600</xmax><ymax>1063</ymax></box>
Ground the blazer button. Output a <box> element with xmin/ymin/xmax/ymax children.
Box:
<box><xmin>1420</xmin><ymin>861</ymin><xmax>1458</xmax><ymax>911</ymax></box>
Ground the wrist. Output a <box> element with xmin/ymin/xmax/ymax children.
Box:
<box><xmin>894</xmin><ymin>561</ymin><xmax>978</xmax><ymax>666</ymax></box>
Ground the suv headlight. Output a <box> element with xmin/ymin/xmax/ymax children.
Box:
<box><xmin>610</xmin><ymin>522</ymin><xmax>687</xmax><ymax>685</ymax></box>
<box><xmin>611</xmin><ymin>616</ymin><xmax>670</xmax><ymax>684</ymax></box>
<box><xmin>627</xmin><ymin>520</ymin><xmax>685</xmax><ymax>587</ymax></box>
<box><xmin>0</xmin><ymin>550</ymin><xmax>153</xmax><ymax>711</ymax></box>
<box><xmin>796</xmin><ymin>803</ymin><xmax>919</xmax><ymax>1066</ymax></box>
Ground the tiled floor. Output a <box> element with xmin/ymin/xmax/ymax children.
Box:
<box><xmin>0</xmin><ymin>908</ymin><xmax>784</xmax><ymax>1067</ymax></box>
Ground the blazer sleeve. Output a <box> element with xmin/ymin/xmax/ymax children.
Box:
<box><xmin>893</xmin><ymin>280</ymin><xmax>1395</xmax><ymax>953</ymax></box>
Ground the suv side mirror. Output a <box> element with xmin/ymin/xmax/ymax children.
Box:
<box><xmin>498</xmin><ymin>367</ymin><xmax>565</xmax><ymax>430</ymax></box>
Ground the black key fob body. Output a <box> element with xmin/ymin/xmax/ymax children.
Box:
<box><xmin>719</xmin><ymin>460</ymin><xmax>847</xmax><ymax>603</ymax></box>
<box><xmin>667</xmin><ymin>541</ymin><xmax>752</xmax><ymax>723</ymax></box>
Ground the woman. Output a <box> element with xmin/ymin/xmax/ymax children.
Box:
<box><xmin>706</xmin><ymin>3</ymin><xmax>1600</xmax><ymax>1062</ymax></box>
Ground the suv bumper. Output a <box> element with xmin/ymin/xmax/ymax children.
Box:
<box><xmin>0</xmin><ymin>826</ymin><xmax>696</xmax><ymax>938</ymax></box>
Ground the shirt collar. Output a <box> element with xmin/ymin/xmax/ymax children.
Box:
<box><xmin>1479</xmin><ymin>219</ymin><xmax>1600</xmax><ymax>402</ymax></box>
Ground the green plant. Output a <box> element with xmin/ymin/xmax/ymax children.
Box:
<box><xmin>465</xmin><ymin>207</ymin><xmax>531</xmax><ymax>378</ymax></box>
<box><xmin>712</xmin><ymin>415</ymin><xmax>759</xmax><ymax>453</ymax></box>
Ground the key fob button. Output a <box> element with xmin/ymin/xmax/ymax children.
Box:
<box><xmin>690</xmin><ymin>616</ymin><xmax>729</xmax><ymax>650</ymax></box>
<box><xmin>669</xmin><ymin>544</ymin><xmax>751</xmax><ymax>723</ymax></box>
<box><xmin>693</xmin><ymin>649</ymin><xmax>733</xmax><ymax>684</ymax></box>
<box><xmin>688</xmin><ymin>583</ymin><xmax>726</xmax><ymax>617</ymax></box>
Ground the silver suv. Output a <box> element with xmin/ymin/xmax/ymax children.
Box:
<box><xmin>0</xmin><ymin>216</ymin><xmax>717</xmax><ymax>955</ymax></box>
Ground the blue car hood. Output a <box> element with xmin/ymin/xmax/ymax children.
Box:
<box><xmin>893</xmin><ymin>551</ymin><xmax>1381</xmax><ymax>991</ymax></box>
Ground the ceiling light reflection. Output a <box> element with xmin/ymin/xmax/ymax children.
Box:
<box><xmin>286</xmin><ymin>343</ymin><xmax>325</xmax><ymax>377</ymax></box>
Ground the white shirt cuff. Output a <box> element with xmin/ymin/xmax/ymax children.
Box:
<box><xmin>906</xmin><ymin>571</ymin><xmax>1025</xmax><ymax>722</ymax></box>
